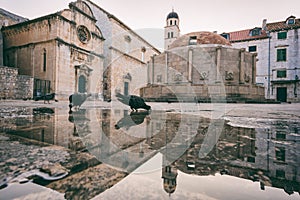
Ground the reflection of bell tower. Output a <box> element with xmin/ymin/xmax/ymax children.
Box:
<box><xmin>164</xmin><ymin>9</ymin><xmax>180</xmax><ymax>50</ymax></box>
<box><xmin>162</xmin><ymin>165</ymin><xmax>178</xmax><ymax>196</ymax></box>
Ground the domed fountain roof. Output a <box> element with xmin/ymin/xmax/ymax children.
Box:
<box><xmin>169</xmin><ymin>31</ymin><xmax>231</xmax><ymax>49</ymax></box>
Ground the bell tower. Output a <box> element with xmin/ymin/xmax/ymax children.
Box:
<box><xmin>164</xmin><ymin>9</ymin><xmax>180</xmax><ymax>50</ymax></box>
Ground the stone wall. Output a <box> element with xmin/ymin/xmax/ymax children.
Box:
<box><xmin>15</xmin><ymin>75</ymin><xmax>34</xmax><ymax>99</ymax></box>
<box><xmin>0</xmin><ymin>66</ymin><xmax>33</xmax><ymax>99</ymax></box>
<box><xmin>141</xmin><ymin>84</ymin><xmax>265</xmax><ymax>103</ymax></box>
<box><xmin>0</xmin><ymin>66</ymin><xmax>17</xmax><ymax>99</ymax></box>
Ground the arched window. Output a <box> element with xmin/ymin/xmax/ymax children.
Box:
<box><xmin>168</xmin><ymin>32</ymin><xmax>170</xmax><ymax>38</ymax></box>
<box><xmin>171</xmin><ymin>32</ymin><xmax>174</xmax><ymax>38</ymax></box>
<box><xmin>175</xmin><ymin>20</ymin><xmax>177</xmax><ymax>25</ymax></box>
<box><xmin>170</xmin><ymin>20</ymin><xmax>173</xmax><ymax>26</ymax></box>
<box><xmin>43</xmin><ymin>49</ymin><xmax>47</xmax><ymax>72</ymax></box>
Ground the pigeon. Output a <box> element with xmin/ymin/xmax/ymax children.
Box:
<box><xmin>116</xmin><ymin>92</ymin><xmax>151</xmax><ymax>112</ymax></box>
<box><xmin>69</xmin><ymin>93</ymin><xmax>91</xmax><ymax>113</ymax></box>
<box><xmin>34</xmin><ymin>93</ymin><xmax>58</xmax><ymax>104</ymax></box>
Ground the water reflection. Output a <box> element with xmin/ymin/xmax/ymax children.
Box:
<box><xmin>114</xmin><ymin>111</ymin><xmax>150</xmax><ymax>130</ymax></box>
<box><xmin>0</xmin><ymin>106</ymin><xmax>299</xmax><ymax>199</ymax></box>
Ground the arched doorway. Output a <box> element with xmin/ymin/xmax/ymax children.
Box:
<box><xmin>78</xmin><ymin>75</ymin><xmax>87</xmax><ymax>93</ymax></box>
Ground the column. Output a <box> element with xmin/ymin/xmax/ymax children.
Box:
<box><xmin>165</xmin><ymin>52</ymin><xmax>168</xmax><ymax>84</ymax></box>
<box><xmin>239</xmin><ymin>48</ymin><xmax>245</xmax><ymax>84</ymax></box>
<box><xmin>252</xmin><ymin>53</ymin><xmax>257</xmax><ymax>84</ymax></box>
<box><xmin>151</xmin><ymin>56</ymin><xmax>155</xmax><ymax>84</ymax></box>
<box><xmin>147</xmin><ymin>61</ymin><xmax>150</xmax><ymax>84</ymax></box>
<box><xmin>216</xmin><ymin>46</ymin><xmax>222</xmax><ymax>82</ymax></box>
<box><xmin>188</xmin><ymin>49</ymin><xmax>193</xmax><ymax>82</ymax></box>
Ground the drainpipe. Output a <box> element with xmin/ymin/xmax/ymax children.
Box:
<box><xmin>267</xmin><ymin>32</ymin><xmax>271</xmax><ymax>99</ymax></box>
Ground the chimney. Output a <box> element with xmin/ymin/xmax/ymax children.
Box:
<box><xmin>262</xmin><ymin>19</ymin><xmax>267</xmax><ymax>31</ymax></box>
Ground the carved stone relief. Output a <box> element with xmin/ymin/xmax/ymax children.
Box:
<box><xmin>225</xmin><ymin>71</ymin><xmax>234</xmax><ymax>81</ymax></box>
<box><xmin>174</xmin><ymin>73</ymin><xmax>183</xmax><ymax>82</ymax></box>
<box><xmin>199</xmin><ymin>71</ymin><xmax>209</xmax><ymax>80</ymax></box>
<box><xmin>244</xmin><ymin>73</ymin><xmax>250</xmax><ymax>83</ymax></box>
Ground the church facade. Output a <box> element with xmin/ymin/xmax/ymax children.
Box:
<box><xmin>85</xmin><ymin>0</ymin><xmax>160</xmax><ymax>101</ymax></box>
<box><xmin>2</xmin><ymin>1</ymin><xmax>105</xmax><ymax>99</ymax></box>
<box><xmin>141</xmin><ymin>11</ymin><xmax>265</xmax><ymax>102</ymax></box>
<box><xmin>1</xmin><ymin>0</ymin><xmax>160</xmax><ymax>100</ymax></box>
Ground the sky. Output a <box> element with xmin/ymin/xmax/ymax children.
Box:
<box><xmin>1</xmin><ymin>0</ymin><xmax>300</xmax><ymax>45</ymax></box>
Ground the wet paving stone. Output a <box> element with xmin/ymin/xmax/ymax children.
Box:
<box><xmin>0</xmin><ymin>101</ymin><xmax>299</xmax><ymax>199</ymax></box>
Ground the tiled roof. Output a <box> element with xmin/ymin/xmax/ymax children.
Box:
<box><xmin>266</xmin><ymin>18</ymin><xmax>300</xmax><ymax>31</ymax></box>
<box><xmin>226</xmin><ymin>29</ymin><xmax>268</xmax><ymax>43</ymax></box>
<box><xmin>223</xmin><ymin>16</ymin><xmax>300</xmax><ymax>43</ymax></box>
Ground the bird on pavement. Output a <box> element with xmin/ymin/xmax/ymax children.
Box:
<box><xmin>69</xmin><ymin>93</ymin><xmax>92</xmax><ymax>113</ymax></box>
<box><xmin>34</xmin><ymin>93</ymin><xmax>58</xmax><ymax>104</ymax></box>
<box><xmin>116</xmin><ymin>92</ymin><xmax>151</xmax><ymax>112</ymax></box>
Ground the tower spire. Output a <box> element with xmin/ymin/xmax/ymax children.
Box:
<box><xmin>164</xmin><ymin>9</ymin><xmax>180</xmax><ymax>50</ymax></box>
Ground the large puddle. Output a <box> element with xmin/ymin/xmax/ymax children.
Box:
<box><xmin>0</xmin><ymin>104</ymin><xmax>299</xmax><ymax>199</ymax></box>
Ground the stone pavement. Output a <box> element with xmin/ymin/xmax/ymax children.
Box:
<box><xmin>1</xmin><ymin>99</ymin><xmax>300</xmax><ymax>115</ymax></box>
<box><xmin>0</xmin><ymin>99</ymin><xmax>299</xmax><ymax>199</ymax></box>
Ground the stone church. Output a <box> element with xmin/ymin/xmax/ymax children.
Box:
<box><xmin>84</xmin><ymin>0</ymin><xmax>160</xmax><ymax>101</ymax></box>
<box><xmin>141</xmin><ymin>11</ymin><xmax>265</xmax><ymax>102</ymax></box>
<box><xmin>1</xmin><ymin>0</ymin><xmax>160</xmax><ymax>100</ymax></box>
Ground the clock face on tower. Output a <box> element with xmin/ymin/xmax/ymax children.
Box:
<box><xmin>77</xmin><ymin>25</ymin><xmax>91</xmax><ymax>43</ymax></box>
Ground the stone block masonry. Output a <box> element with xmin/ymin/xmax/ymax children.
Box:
<box><xmin>0</xmin><ymin>66</ymin><xmax>33</xmax><ymax>99</ymax></box>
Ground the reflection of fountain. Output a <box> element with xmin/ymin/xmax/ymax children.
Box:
<box><xmin>2</xmin><ymin>105</ymin><xmax>300</xmax><ymax>198</ymax></box>
<box><xmin>168</xmin><ymin>121</ymin><xmax>300</xmax><ymax>196</ymax></box>
<box><xmin>161</xmin><ymin>120</ymin><xmax>179</xmax><ymax>196</ymax></box>
<box><xmin>74</xmin><ymin>109</ymin><xmax>201</xmax><ymax>173</ymax></box>
<box><xmin>68</xmin><ymin>109</ymin><xmax>91</xmax><ymax>151</ymax></box>
<box><xmin>162</xmin><ymin>165</ymin><xmax>178</xmax><ymax>196</ymax></box>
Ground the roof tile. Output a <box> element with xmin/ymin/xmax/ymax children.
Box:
<box><xmin>224</xmin><ymin>17</ymin><xmax>300</xmax><ymax>42</ymax></box>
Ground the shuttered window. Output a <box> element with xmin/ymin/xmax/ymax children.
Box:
<box><xmin>248</xmin><ymin>46</ymin><xmax>257</xmax><ymax>52</ymax></box>
<box><xmin>277</xmin><ymin>70</ymin><xmax>287</xmax><ymax>78</ymax></box>
<box><xmin>277</xmin><ymin>32</ymin><xmax>287</xmax><ymax>39</ymax></box>
<box><xmin>277</xmin><ymin>49</ymin><xmax>287</xmax><ymax>61</ymax></box>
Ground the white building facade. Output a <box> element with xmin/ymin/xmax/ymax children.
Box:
<box><xmin>223</xmin><ymin>16</ymin><xmax>300</xmax><ymax>102</ymax></box>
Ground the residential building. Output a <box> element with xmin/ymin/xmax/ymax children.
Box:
<box><xmin>223</xmin><ymin>16</ymin><xmax>300</xmax><ymax>102</ymax></box>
